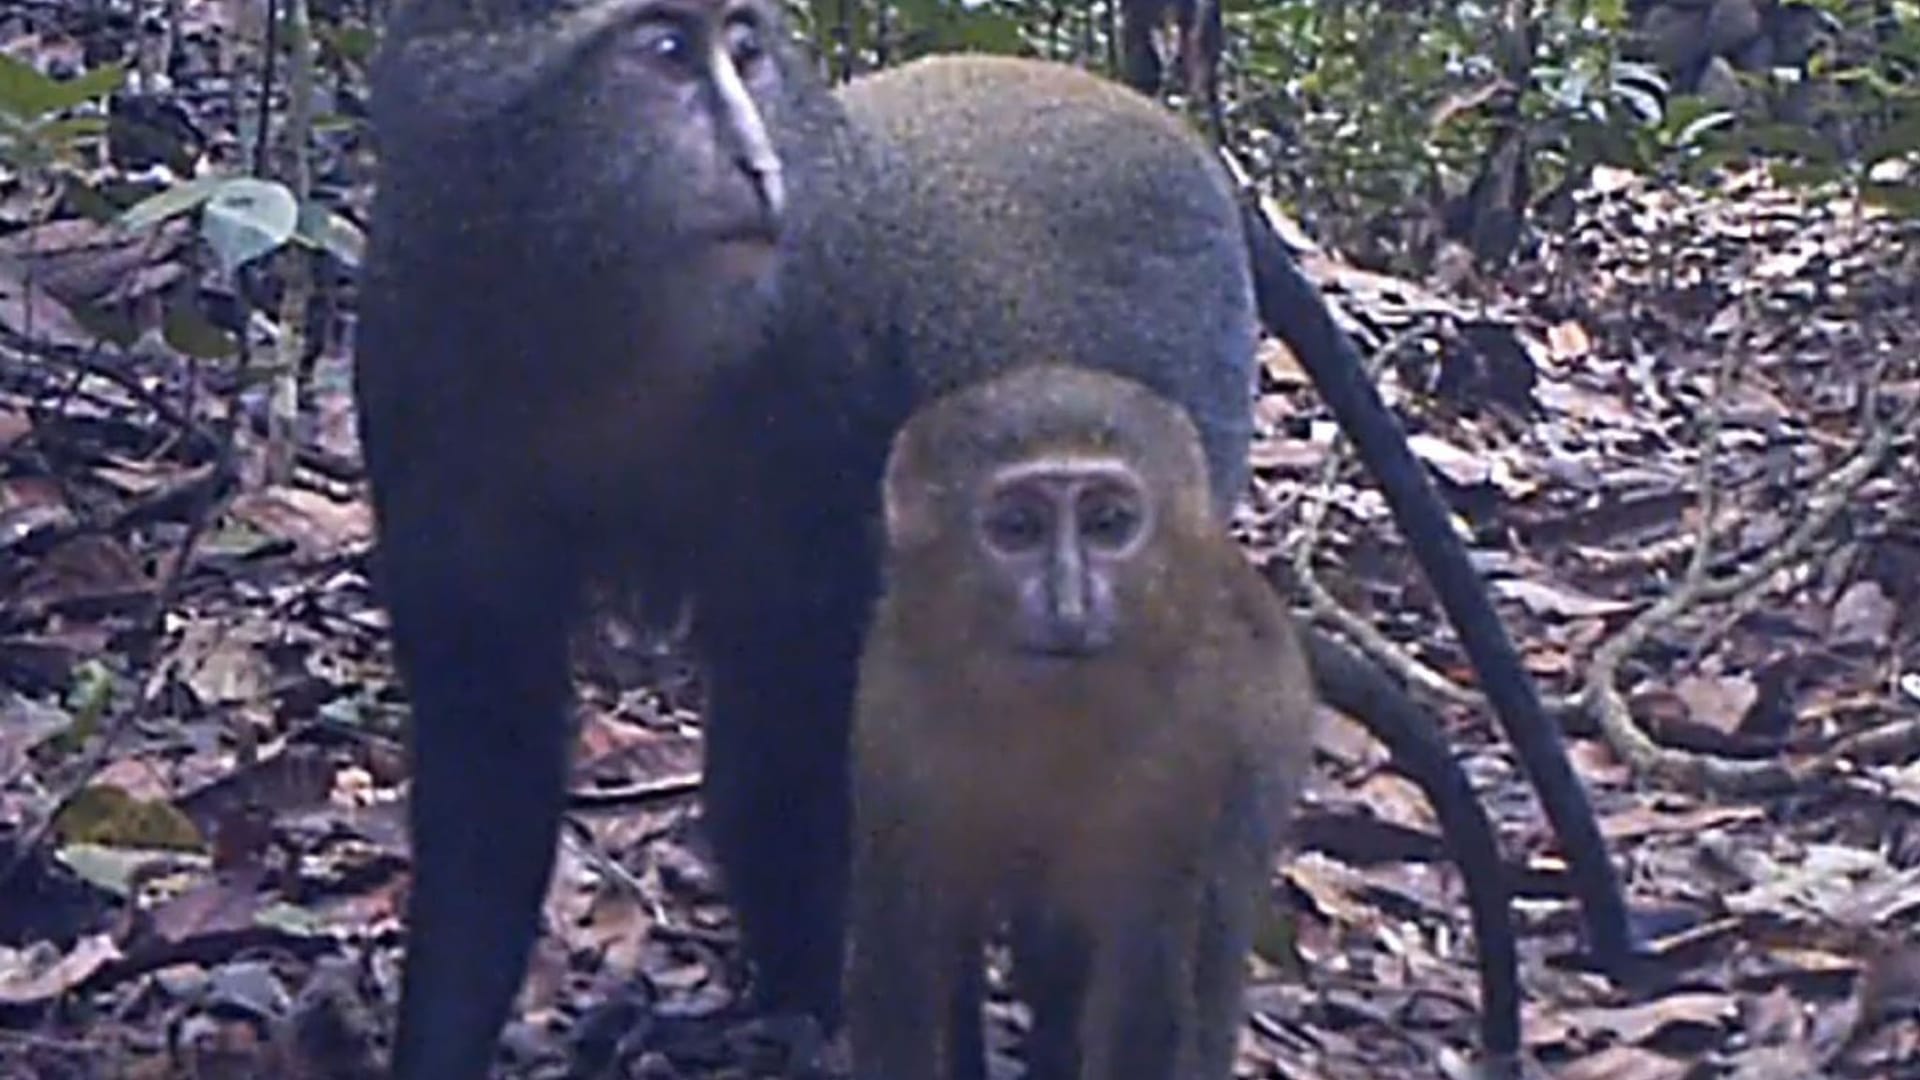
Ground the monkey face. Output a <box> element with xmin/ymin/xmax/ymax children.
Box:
<box><xmin>973</xmin><ymin>459</ymin><xmax>1152</xmax><ymax>658</ymax></box>
<box><xmin>375</xmin><ymin>0</ymin><xmax>791</xmax><ymax>274</ymax></box>
<box><xmin>880</xmin><ymin>366</ymin><xmax>1216</xmax><ymax>660</ymax></box>
<box><xmin>576</xmin><ymin>0</ymin><xmax>788</xmax><ymax>254</ymax></box>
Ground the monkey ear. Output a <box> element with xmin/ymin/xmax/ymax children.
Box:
<box><xmin>880</xmin><ymin>438</ymin><xmax>940</xmax><ymax>549</ymax></box>
<box><xmin>882</xmin><ymin>491</ymin><xmax>935</xmax><ymax>549</ymax></box>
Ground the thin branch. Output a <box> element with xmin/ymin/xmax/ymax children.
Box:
<box><xmin>1581</xmin><ymin>356</ymin><xmax>1917</xmax><ymax>796</ymax></box>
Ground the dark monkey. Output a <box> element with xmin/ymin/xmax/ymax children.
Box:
<box><xmin>358</xmin><ymin>14</ymin><xmax>1608</xmax><ymax>1069</ymax></box>
<box><xmin>836</xmin><ymin>56</ymin><xmax>1256</xmax><ymax>510</ymax></box>
<box><xmin>357</xmin><ymin>0</ymin><xmax>881</xmax><ymax>1074</ymax></box>
<box><xmin>848</xmin><ymin>364</ymin><xmax>1318</xmax><ymax>1080</ymax></box>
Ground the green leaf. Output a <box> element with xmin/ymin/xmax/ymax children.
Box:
<box><xmin>58</xmin><ymin>843</ymin><xmax>210</xmax><ymax>897</ymax></box>
<box><xmin>201</xmin><ymin>177</ymin><xmax>299</xmax><ymax>277</ymax></box>
<box><xmin>162</xmin><ymin>302</ymin><xmax>239</xmax><ymax>359</ymax></box>
<box><xmin>949</xmin><ymin>9</ymin><xmax>1023</xmax><ymax>53</ymax></box>
<box><xmin>61</xmin><ymin>177</ymin><xmax>119</xmax><ymax>223</ymax></box>
<box><xmin>297</xmin><ymin>201</ymin><xmax>366</xmax><ymax>268</ymax></box>
<box><xmin>0</xmin><ymin>55</ymin><xmax>124</xmax><ymax>124</ymax></box>
<box><xmin>1772</xmin><ymin>160</ymin><xmax>1842</xmax><ymax>189</ymax></box>
<box><xmin>1863</xmin><ymin>180</ymin><xmax>1920</xmax><ymax>219</ymax></box>
<box><xmin>0</xmin><ymin>134</ymin><xmax>49</xmax><ymax>173</ymax></box>
<box><xmin>1743</xmin><ymin>121</ymin><xmax>1837</xmax><ymax>163</ymax></box>
<box><xmin>1673</xmin><ymin>109</ymin><xmax>1738</xmax><ymax>150</ymax></box>
<box><xmin>317</xmin><ymin>22</ymin><xmax>380</xmax><ymax>66</ymax></box>
<box><xmin>1861</xmin><ymin>105</ymin><xmax>1920</xmax><ymax>166</ymax></box>
<box><xmin>118</xmin><ymin>174</ymin><xmax>227</xmax><ymax>231</ymax></box>
<box><xmin>63</xmin><ymin>659</ymin><xmax>114</xmax><ymax>732</ymax></box>
<box><xmin>1612</xmin><ymin>81</ymin><xmax>1665</xmax><ymax>127</ymax></box>
<box><xmin>69</xmin><ymin>298</ymin><xmax>139</xmax><ymax>348</ymax></box>
<box><xmin>255</xmin><ymin>902</ymin><xmax>329</xmax><ymax>936</ymax></box>
<box><xmin>312</xmin><ymin>112</ymin><xmax>360</xmax><ymax>135</ymax></box>
<box><xmin>9</xmin><ymin>114</ymin><xmax>110</xmax><ymax>171</ymax></box>
<box><xmin>31</xmin><ymin>114</ymin><xmax>108</xmax><ymax>148</ymax></box>
<box><xmin>53</xmin><ymin>785</ymin><xmax>205</xmax><ymax>851</ymax></box>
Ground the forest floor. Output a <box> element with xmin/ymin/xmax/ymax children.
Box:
<box><xmin>3</xmin><ymin>4</ymin><xmax>1920</xmax><ymax>1079</ymax></box>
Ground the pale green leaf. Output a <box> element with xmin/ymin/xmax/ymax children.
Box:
<box><xmin>201</xmin><ymin>177</ymin><xmax>299</xmax><ymax>277</ymax></box>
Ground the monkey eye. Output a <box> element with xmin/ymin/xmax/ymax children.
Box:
<box><xmin>724</xmin><ymin>16</ymin><xmax>765</xmax><ymax>67</ymax></box>
<box><xmin>629</xmin><ymin>20</ymin><xmax>695</xmax><ymax>70</ymax></box>
<box><xmin>982</xmin><ymin>492</ymin><xmax>1051</xmax><ymax>555</ymax></box>
<box><xmin>1078</xmin><ymin>487</ymin><xmax>1142</xmax><ymax>551</ymax></box>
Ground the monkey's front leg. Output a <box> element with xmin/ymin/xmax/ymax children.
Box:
<box><xmin>384</xmin><ymin>523</ymin><xmax>581</xmax><ymax>1080</ymax></box>
<box><xmin>1075</xmin><ymin>873</ymin><xmax>1203</xmax><ymax>1080</ymax></box>
<box><xmin>846</xmin><ymin>787</ymin><xmax>981</xmax><ymax>1080</ymax></box>
<box><xmin>695</xmin><ymin>498</ymin><xmax>877</xmax><ymax>1027</ymax></box>
<box><xmin>1014</xmin><ymin>911</ymin><xmax>1093</xmax><ymax>1080</ymax></box>
<box><xmin>1188</xmin><ymin>766</ymin><xmax>1275</xmax><ymax>1079</ymax></box>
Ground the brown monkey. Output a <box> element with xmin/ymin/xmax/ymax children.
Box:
<box><xmin>848</xmin><ymin>364</ymin><xmax>1318</xmax><ymax>1080</ymax></box>
<box><xmin>847</xmin><ymin>57</ymin><xmax>1632</xmax><ymax>989</ymax></box>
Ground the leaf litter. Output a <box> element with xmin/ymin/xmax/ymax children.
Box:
<box><xmin>0</xmin><ymin>12</ymin><xmax>1916</xmax><ymax>1080</ymax></box>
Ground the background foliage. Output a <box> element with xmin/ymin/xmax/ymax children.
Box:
<box><xmin>782</xmin><ymin>0</ymin><xmax>1918</xmax><ymax>270</ymax></box>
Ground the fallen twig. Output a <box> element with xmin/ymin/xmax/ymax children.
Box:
<box><xmin>1582</xmin><ymin>330</ymin><xmax>1918</xmax><ymax>795</ymax></box>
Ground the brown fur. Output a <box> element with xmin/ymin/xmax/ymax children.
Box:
<box><xmin>848</xmin><ymin>366</ymin><xmax>1317</xmax><ymax>1080</ymax></box>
